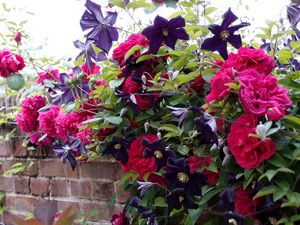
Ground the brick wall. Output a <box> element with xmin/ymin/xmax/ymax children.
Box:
<box><xmin>0</xmin><ymin>138</ymin><xmax>128</xmax><ymax>225</ymax></box>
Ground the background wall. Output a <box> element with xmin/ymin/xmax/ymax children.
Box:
<box><xmin>0</xmin><ymin>135</ymin><xmax>129</xmax><ymax>224</ymax></box>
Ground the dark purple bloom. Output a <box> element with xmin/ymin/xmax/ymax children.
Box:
<box><xmin>167</xmin><ymin>106</ymin><xmax>189</xmax><ymax>128</ymax></box>
<box><xmin>74</xmin><ymin>40</ymin><xmax>107</xmax><ymax>70</ymax></box>
<box><xmin>80</xmin><ymin>0</ymin><xmax>118</xmax><ymax>53</ymax></box>
<box><xmin>124</xmin><ymin>0</ymin><xmax>129</xmax><ymax>4</ymax></box>
<box><xmin>129</xmin><ymin>197</ymin><xmax>158</xmax><ymax>225</ymax></box>
<box><xmin>287</xmin><ymin>3</ymin><xmax>300</xmax><ymax>27</ymax></box>
<box><xmin>49</xmin><ymin>73</ymin><xmax>90</xmax><ymax>106</ymax></box>
<box><xmin>164</xmin><ymin>157</ymin><xmax>207</xmax><ymax>196</ymax></box>
<box><xmin>142</xmin><ymin>138</ymin><xmax>176</xmax><ymax>170</ymax></box>
<box><xmin>192</xmin><ymin>107</ymin><xmax>218</xmax><ymax>145</ymax></box>
<box><xmin>201</xmin><ymin>8</ymin><xmax>250</xmax><ymax>59</ymax></box>
<box><xmin>224</xmin><ymin>211</ymin><xmax>245</xmax><ymax>225</ymax></box>
<box><xmin>102</xmin><ymin>137</ymin><xmax>129</xmax><ymax>164</ymax></box>
<box><xmin>142</xmin><ymin>15</ymin><xmax>189</xmax><ymax>54</ymax></box>
<box><xmin>219</xmin><ymin>188</ymin><xmax>235</xmax><ymax>211</ymax></box>
<box><xmin>166</xmin><ymin>188</ymin><xmax>198</xmax><ymax>212</ymax></box>
<box><xmin>52</xmin><ymin>135</ymin><xmax>87</xmax><ymax>170</ymax></box>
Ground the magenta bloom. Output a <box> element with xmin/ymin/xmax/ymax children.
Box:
<box><xmin>16</xmin><ymin>96</ymin><xmax>46</xmax><ymax>133</ymax></box>
<box><xmin>29</xmin><ymin>132</ymin><xmax>52</xmax><ymax>146</ymax></box>
<box><xmin>38</xmin><ymin>105</ymin><xmax>60</xmax><ymax>138</ymax></box>
<box><xmin>0</xmin><ymin>48</ymin><xmax>25</xmax><ymax>78</ymax></box>
<box><xmin>14</xmin><ymin>32</ymin><xmax>22</xmax><ymax>43</ymax></box>
<box><xmin>37</xmin><ymin>67</ymin><xmax>60</xmax><ymax>85</ymax></box>
<box><xmin>111</xmin><ymin>210</ymin><xmax>129</xmax><ymax>225</ymax></box>
<box><xmin>238</xmin><ymin>69</ymin><xmax>292</xmax><ymax>119</ymax></box>
<box><xmin>142</xmin><ymin>15</ymin><xmax>189</xmax><ymax>54</ymax></box>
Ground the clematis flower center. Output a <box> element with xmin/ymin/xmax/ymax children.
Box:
<box><xmin>114</xmin><ymin>144</ymin><xmax>121</xmax><ymax>150</ymax></box>
<box><xmin>177</xmin><ymin>172</ymin><xmax>189</xmax><ymax>183</ymax></box>
<box><xmin>220</xmin><ymin>30</ymin><xmax>230</xmax><ymax>41</ymax></box>
<box><xmin>228</xmin><ymin>218</ymin><xmax>238</xmax><ymax>225</ymax></box>
<box><xmin>154</xmin><ymin>150</ymin><xmax>163</xmax><ymax>158</ymax></box>
<box><xmin>162</xmin><ymin>29</ymin><xmax>169</xmax><ymax>37</ymax></box>
<box><xmin>179</xmin><ymin>196</ymin><xmax>185</xmax><ymax>202</ymax></box>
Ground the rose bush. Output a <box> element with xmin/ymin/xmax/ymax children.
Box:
<box><xmin>1</xmin><ymin>0</ymin><xmax>300</xmax><ymax>225</ymax></box>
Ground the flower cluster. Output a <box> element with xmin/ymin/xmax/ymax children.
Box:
<box><xmin>11</xmin><ymin>0</ymin><xmax>300</xmax><ymax>224</ymax></box>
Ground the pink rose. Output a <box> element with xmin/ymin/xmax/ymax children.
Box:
<box><xmin>37</xmin><ymin>67</ymin><xmax>60</xmax><ymax>85</ymax></box>
<box><xmin>112</xmin><ymin>34</ymin><xmax>149</xmax><ymax>65</ymax></box>
<box><xmin>16</xmin><ymin>96</ymin><xmax>46</xmax><ymax>133</ymax></box>
<box><xmin>0</xmin><ymin>48</ymin><xmax>25</xmax><ymax>78</ymax></box>
<box><xmin>29</xmin><ymin>132</ymin><xmax>52</xmax><ymax>146</ymax></box>
<box><xmin>238</xmin><ymin>69</ymin><xmax>291</xmax><ymax>118</ymax></box>
<box><xmin>222</xmin><ymin>47</ymin><xmax>275</xmax><ymax>74</ymax></box>
<box><xmin>228</xmin><ymin>114</ymin><xmax>276</xmax><ymax>168</ymax></box>
<box><xmin>111</xmin><ymin>210</ymin><xmax>129</xmax><ymax>225</ymax></box>
<box><xmin>206</xmin><ymin>68</ymin><xmax>235</xmax><ymax>103</ymax></box>
<box><xmin>14</xmin><ymin>32</ymin><xmax>22</xmax><ymax>43</ymax></box>
<box><xmin>266</xmin><ymin>106</ymin><xmax>286</xmax><ymax>121</ymax></box>
<box><xmin>38</xmin><ymin>105</ymin><xmax>60</xmax><ymax>138</ymax></box>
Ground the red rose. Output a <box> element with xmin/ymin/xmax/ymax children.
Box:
<box><xmin>122</xmin><ymin>76</ymin><xmax>159</xmax><ymax>110</ymax></box>
<box><xmin>266</xmin><ymin>106</ymin><xmax>285</xmax><ymax>121</ymax></box>
<box><xmin>112</xmin><ymin>34</ymin><xmax>149</xmax><ymax>65</ymax></box>
<box><xmin>38</xmin><ymin>105</ymin><xmax>60</xmax><ymax>138</ymax></box>
<box><xmin>206</xmin><ymin>68</ymin><xmax>234</xmax><ymax>103</ymax></box>
<box><xmin>222</xmin><ymin>47</ymin><xmax>275</xmax><ymax>74</ymax></box>
<box><xmin>228</xmin><ymin>114</ymin><xmax>276</xmax><ymax>168</ymax></box>
<box><xmin>29</xmin><ymin>132</ymin><xmax>52</xmax><ymax>146</ymax></box>
<box><xmin>234</xmin><ymin>188</ymin><xmax>262</xmax><ymax>216</ymax></box>
<box><xmin>189</xmin><ymin>75</ymin><xmax>205</xmax><ymax>94</ymax></box>
<box><xmin>111</xmin><ymin>210</ymin><xmax>129</xmax><ymax>225</ymax></box>
<box><xmin>238</xmin><ymin>69</ymin><xmax>292</xmax><ymax>118</ymax></box>
<box><xmin>14</xmin><ymin>32</ymin><xmax>22</xmax><ymax>43</ymax></box>
<box><xmin>0</xmin><ymin>48</ymin><xmax>25</xmax><ymax>78</ymax></box>
<box><xmin>37</xmin><ymin>67</ymin><xmax>60</xmax><ymax>85</ymax></box>
<box><xmin>147</xmin><ymin>173</ymin><xmax>168</xmax><ymax>187</ymax></box>
<box><xmin>121</xmin><ymin>134</ymin><xmax>157</xmax><ymax>177</ymax></box>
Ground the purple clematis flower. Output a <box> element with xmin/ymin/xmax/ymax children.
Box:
<box><xmin>287</xmin><ymin>3</ymin><xmax>300</xmax><ymax>27</ymax></box>
<box><xmin>124</xmin><ymin>0</ymin><xmax>129</xmax><ymax>4</ymax></box>
<box><xmin>130</xmin><ymin>197</ymin><xmax>158</xmax><ymax>225</ymax></box>
<box><xmin>49</xmin><ymin>73</ymin><xmax>90</xmax><ymax>106</ymax></box>
<box><xmin>167</xmin><ymin>106</ymin><xmax>189</xmax><ymax>128</ymax></box>
<box><xmin>74</xmin><ymin>40</ymin><xmax>107</xmax><ymax>70</ymax></box>
<box><xmin>80</xmin><ymin>0</ymin><xmax>118</xmax><ymax>53</ymax></box>
<box><xmin>201</xmin><ymin>8</ymin><xmax>250</xmax><ymax>59</ymax></box>
<box><xmin>166</xmin><ymin>188</ymin><xmax>198</xmax><ymax>212</ymax></box>
<box><xmin>142</xmin><ymin>138</ymin><xmax>176</xmax><ymax>170</ymax></box>
<box><xmin>142</xmin><ymin>15</ymin><xmax>189</xmax><ymax>54</ymax></box>
<box><xmin>164</xmin><ymin>157</ymin><xmax>207</xmax><ymax>196</ymax></box>
<box><xmin>52</xmin><ymin>135</ymin><xmax>87</xmax><ymax>170</ymax></box>
<box><xmin>102</xmin><ymin>137</ymin><xmax>129</xmax><ymax>164</ymax></box>
<box><xmin>224</xmin><ymin>211</ymin><xmax>245</xmax><ymax>225</ymax></box>
<box><xmin>219</xmin><ymin>188</ymin><xmax>235</xmax><ymax>211</ymax></box>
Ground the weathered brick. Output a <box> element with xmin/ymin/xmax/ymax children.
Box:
<box><xmin>65</xmin><ymin>163</ymin><xmax>79</xmax><ymax>178</ymax></box>
<box><xmin>92</xmin><ymin>181</ymin><xmax>113</xmax><ymax>201</ymax></box>
<box><xmin>79</xmin><ymin>161</ymin><xmax>119</xmax><ymax>180</ymax></box>
<box><xmin>14</xmin><ymin>195</ymin><xmax>43</xmax><ymax>212</ymax></box>
<box><xmin>0</xmin><ymin>141</ymin><xmax>13</xmax><ymax>157</ymax></box>
<box><xmin>50</xmin><ymin>179</ymin><xmax>69</xmax><ymax>197</ymax></box>
<box><xmin>39</xmin><ymin>159</ymin><xmax>66</xmax><ymax>177</ymax></box>
<box><xmin>12</xmin><ymin>140</ymin><xmax>27</xmax><ymax>157</ymax></box>
<box><xmin>70</xmin><ymin>180</ymin><xmax>91</xmax><ymax>199</ymax></box>
<box><xmin>81</xmin><ymin>202</ymin><xmax>114</xmax><ymax>221</ymax></box>
<box><xmin>30</xmin><ymin>177</ymin><xmax>49</xmax><ymax>196</ymax></box>
<box><xmin>14</xmin><ymin>176</ymin><xmax>30</xmax><ymax>194</ymax></box>
<box><xmin>55</xmin><ymin>199</ymin><xmax>80</xmax><ymax>211</ymax></box>
<box><xmin>0</xmin><ymin>175</ymin><xmax>14</xmax><ymax>192</ymax></box>
<box><xmin>5</xmin><ymin>194</ymin><xmax>15</xmax><ymax>210</ymax></box>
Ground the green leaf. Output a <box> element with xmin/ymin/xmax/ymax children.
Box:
<box><xmin>258</xmin><ymin>170</ymin><xmax>277</xmax><ymax>182</ymax></box>
<box><xmin>104</xmin><ymin>116</ymin><xmax>122</xmax><ymax>125</ymax></box>
<box><xmin>153</xmin><ymin>197</ymin><xmax>168</xmax><ymax>207</ymax></box>
<box><xmin>136</xmin><ymin>54</ymin><xmax>153</xmax><ymax>63</ymax></box>
<box><xmin>109</xmin><ymin>78</ymin><xmax>124</xmax><ymax>88</ymax></box>
<box><xmin>278</xmin><ymin>79</ymin><xmax>300</xmax><ymax>91</ymax></box>
<box><xmin>124</xmin><ymin>45</ymin><xmax>142</xmax><ymax>61</ymax></box>
<box><xmin>253</xmin><ymin>185</ymin><xmax>276</xmax><ymax>199</ymax></box>
<box><xmin>283</xmin><ymin>116</ymin><xmax>300</xmax><ymax>130</ymax></box>
<box><xmin>118</xmin><ymin>172</ymin><xmax>139</xmax><ymax>186</ymax></box>
<box><xmin>6</xmin><ymin>73</ymin><xmax>25</xmax><ymax>91</ymax></box>
<box><xmin>268</xmin><ymin>154</ymin><xmax>288</xmax><ymax>168</ymax></box>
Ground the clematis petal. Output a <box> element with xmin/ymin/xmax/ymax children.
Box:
<box><xmin>149</xmin><ymin>34</ymin><xmax>164</xmax><ymax>54</ymax></box>
<box><xmin>208</xmin><ymin>24</ymin><xmax>221</xmax><ymax>35</ymax></box>
<box><xmin>174</xmin><ymin>28</ymin><xmax>189</xmax><ymax>40</ymax></box>
<box><xmin>201</xmin><ymin>36</ymin><xmax>219</xmax><ymax>52</ymax></box>
<box><xmin>217</xmin><ymin>41</ymin><xmax>228</xmax><ymax>59</ymax></box>
<box><xmin>227</xmin><ymin>34</ymin><xmax>242</xmax><ymax>49</ymax></box>
<box><xmin>105</xmin><ymin>11</ymin><xmax>118</xmax><ymax>25</ymax></box>
<box><xmin>168</xmin><ymin>16</ymin><xmax>186</xmax><ymax>28</ymax></box>
<box><xmin>154</xmin><ymin>15</ymin><xmax>169</xmax><ymax>28</ymax></box>
<box><xmin>164</xmin><ymin>32</ymin><xmax>177</xmax><ymax>49</ymax></box>
<box><xmin>85</xmin><ymin>0</ymin><xmax>104</xmax><ymax>22</ymax></box>
<box><xmin>221</xmin><ymin>8</ymin><xmax>238</xmax><ymax>29</ymax></box>
<box><xmin>227</xmin><ymin>22</ymin><xmax>250</xmax><ymax>33</ymax></box>
<box><xmin>108</xmin><ymin>27</ymin><xmax>119</xmax><ymax>41</ymax></box>
<box><xmin>80</xmin><ymin>10</ymin><xmax>99</xmax><ymax>31</ymax></box>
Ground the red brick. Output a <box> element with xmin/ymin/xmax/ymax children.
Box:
<box><xmin>4</xmin><ymin>159</ymin><xmax>38</xmax><ymax>176</ymax></box>
<box><xmin>70</xmin><ymin>181</ymin><xmax>91</xmax><ymax>199</ymax></box>
<box><xmin>39</xmin><ymin>159</ymin><xmax>66</xmax><ymax>177</ymax></box>
<box><xmin>5</xmin><ymin>194</ymin><xmax>15</xmax><ymax>210</ymax></box>
<box><xmin>14</xmin><ymin>176</ymin><xmax>30</xmax><ymax>194</ymax></box>
<box><xmin>0</xmin><ymin>175</ymin><xmax>14</xmax><ymax>192</ymax></box>
<box><xmin>92</xmin><ymin>181</ymin><xmax>113</xmax><ymax>201</ymax></box>
<box><xmin>12</xmin><ymin>140</ymin><xmax>27</xmax><ymax>157</ymax></box>
<box><xmin>55</xmin><ymin>199</ymin><xmax>80</xmax><ymax>211</ymax></box>
<box><xmin>14</xmin><ymin>195</ymin><xmax>43</xmax><ymax>212</ymax></box>
<box><xmin>50</xmin><ymin>179</ymin><xmax>69</xmax><ymax>197</ymax></box>
<box><xmin>65</xmin><ymin>163</ymin><xmax>79</xmax><ymax>178</ymax></box>
<box><xmin>0</xmin><ymin>141</ymin><xmax>13</xmax><ymax>157</ymax></box>
<box><xmin>79</xmin><ymin>161</ymin><xmax>119</xmax><ymax>180</ymax></box>
<box><xmin>80</xmin><ymin>202</ymin><xmax>113</xmax><ymax>221</ymax></box>
<box><xmin>30</xmin><ymin>177</ymin><xmax>49</xmax><ymax>196</ymax></box>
